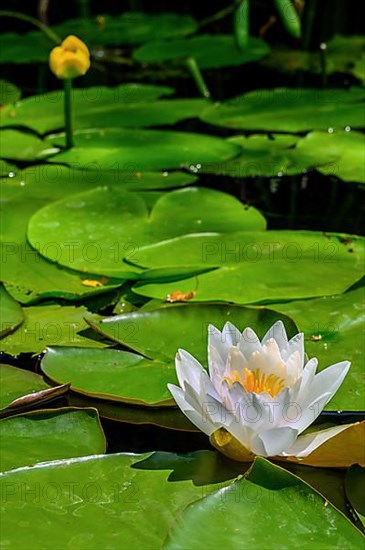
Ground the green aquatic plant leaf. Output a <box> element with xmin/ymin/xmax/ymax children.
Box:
<box><xmin>296</xmin><ymin>130</ymin><xmax>365</xmax><ymax>183</ymax></box>
<box><xmin>0</xmin><ymin>364</ymin><xmax>50</xmax><ymax>412</ymax></box>
<box><xmin>0</xmin><ymin>13</ymin><xmax>198</xmax><ymax>64</ymax></box>
<box><xmin>41</xmin><ymin>347</ymin><xmax>177</xmax><ymax>406</ymax></box>
<box><xmin>0</xmin><ymin>304</ymin><xmax>106</xmax><ymax>355</ymax></box>
<box><xmin>164</xmin><ymin>457</ymin><xmax>364</xmax><ymax>549</ymax></box>
<box><xmin>134</xmin><ymin>34</ymin><xmax>269</xmax><ymax>69</ymax></box>
<box><xmin>27</xmin><ymin>186</ymin><xmax>265</xmax><ymax>277</ymax></box>
<box><xmin>0</xmin><ymin>407</ymin><xmax>106</xmax><ymax>472</ymax></box>
<box><xmin>131</xmin><ymin>231</ymin><xmax>364</xmax><ymax>304</ymax></box>
<box><xmin>201</xmin><ymin>87</ymin><xmax>365</xmax><ymax>132</ymax></box>
<box><xmin>0</xmin><ymin>167</ymin><xmax>126</xmax><ymax>304</ymax></box>
<box><xmin>40</xmin><ymin>127</ymin><xmax>242</xmax><ymax>171</ymax></box>
<box><xmin>0</xmin><ymin>451</ymin><xmax>234</xmax><ymax>550</ymax></box>
<box><xmin>0</xmin><ymin>284</ymin><xmax>24</xmax><ymax>337</ymax></box>
<box><xmin>269</xmin><ymin>287</ymin><xmax>365</xmax><ymax>411</ymax></box>
<box><xmin>87</xmin><ymin>303</ymin><xmax>297</xmax><ymax>365</ymax></box>
<box><xmin>0</xmin><ymin>85</ymin><xmax>208</xmax><ymax>134</ymax></box>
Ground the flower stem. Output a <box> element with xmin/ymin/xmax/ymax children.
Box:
<box><xmin>63</xmin><ymin>78</ymin><xmax>74</xmax><ymax>149</ymax></box>
<box><xmin>0</xmin><ymin>10</ymin><xmax>61</xmax><ymax>43</ymax></box>
<box><xmin>319</xmin><ymin>42</ymin><xmax>328</xmax><ymax>89</ymax></box>
<box><xmin>185</xmin><ymin>57</ymin><xmax>211</xmax><ymax>99</ymax></box>
<box><xmin>77</xmin><ymin>0</ymin><xmax>90</xmax><ymax>19</ymax></box>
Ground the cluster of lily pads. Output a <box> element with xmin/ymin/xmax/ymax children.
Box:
<box><xmin>1</xmin><ymin>9</ymin><xmax>365</xmax><ymax>549</ymax></box>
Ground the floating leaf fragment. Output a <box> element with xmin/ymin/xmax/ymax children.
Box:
<box><xmin>166</xmin><ymin>290</ymin><xmax>196</xmax><ymax>302</ymax></box>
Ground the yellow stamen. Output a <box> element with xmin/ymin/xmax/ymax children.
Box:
<box><xmin>243</xmin><ymin>368</ymin><xmax>285</xmax><ymax>398</ymax></box>
<box><xmin>223</xmin><ymin>370</ymin><xmax>242</xmax><ymax>387</ymax></box>
<box><xmin>224</xmin><ymin>368</ymin><xmax>285</xmax><ymax>398</ymax></box>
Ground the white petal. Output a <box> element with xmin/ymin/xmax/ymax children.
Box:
<box><xmin>222</xmin><ymin>322</ymin><xmax>241</xmax><ymax>347</ymax></box>
<box><xmin>226</xmin><ymin>347</ymin><xmax>247</xmax><ymax>378</ymax></box>
<box><xmin>208</xmin><ymin>344</ymin><xmax>226</xmax><ymax>381</ymax></box>
<box><xmin>303</xmin><ymin>361</ymin><xmax>351</xmax><ymax>408</ymax></box>
<box><xmin>253</xmin><ymin>388</ymin><xmax>291</xmax><ymax>429</ymax></box>
<box><xmin>262</xmin><ymin>320</ymin><xmax>288</xmax><ymax>351</ymax></box>
<box><xmin>251</xmin><ymin>339</ymin><xmax>286</xmax><ymax>379</ymax></box>
<box><xmin>284</xmin><ymin>350</ymin><xmax>302</xmax><ymax>384</ymax></box>
<box><xmin>228</xmin><ymin>381</ymin><xmax>253</xmax><ymax>410</ymax></box>
<box><xmin>167</xmin><ymin>384</ymin><xmax>217</xmax><ymax>435</ymax></box>
<box><xmin>175</xmin><ymin>349</ymin><xmax>208</xmax><ymax>392</ymax></box>
<box><xmin>261</xmin><ymin>338</ymin><xmax>283</xmax><ymax>365</ymax></box>
<box><xmin>238</xmin><ymin>327</ymin><xmax>261</xmax><ymax>359</ymax></box>
<box><xmin>184</xmin><ymin>381</ymin><xmax>234</xmax><ymax>429</ymax></box>
<box><xmin>207</xmin><ymin>324</ymin><xmax>230</xmax><ymax>364</ymax></box>
<box><xmin>280</xmin><ymin>424</ymin><xmax>351</xmax><ymax>458</ymax></box>
<box><xmin>226</xmin><ymin>423</ymin><xmax>257</xmax><ymax>452</ymax></box>
<box><xmin>282</xmin><ymin>332</ymin><xmax>304</xmax><ymax>367</ymax></box>
<box><xmin>290</xmin><ymin>357</ymin><xmax>318</xmax><ymax>404</ymax></box>
<box><xmin>282</xmin><ymin>392</ymin><xmax>331</xmax><ymax>434</ymax></box>
<box><xmin>253</xmin><ymin>426</ymin><xmax>298</xmax><ymax>457</ymax></box>
<box><xmin>219</xmin><ymin>380</ymin><xmax>253</xmax><ymax>414</ymax></box>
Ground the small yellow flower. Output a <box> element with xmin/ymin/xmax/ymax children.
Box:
<box><xmin>49</xmin><ymin>35</ymin><xmax>90</xmax><ymax>79</ymax></box>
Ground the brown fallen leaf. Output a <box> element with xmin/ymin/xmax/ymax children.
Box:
<box><xmin>82</xmin><ymin>279</ymin><xmax>103</xmax><ymax>288</ymax></box>
<box><xmin>165</xmin><ymin>290</ymin><xmax>196</xmax><ymax>303</ymax></box>
<box><xmin>6</xmin><ymin>383</ymin><xmax>70</xmax><ymax>410</ymax></box>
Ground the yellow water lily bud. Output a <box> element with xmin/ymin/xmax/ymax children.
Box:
<box><xmin>49</xmin><ymin>35</ymin><xmax>90</xmax><ymax>79</ymax></box>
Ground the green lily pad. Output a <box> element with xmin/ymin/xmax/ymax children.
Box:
<box><xmin>0</xmin><ymin>364</ymin><xmax>50</xmax><ymax>412</ymax></box>
<box><xmin>165</xmin><ymin>457</ymin><xmax>364</xmax><ymax>549</ymax></box>
<box><xmin>352</xmin><ymin>56</ymin><xmax>365</xmax><ymax>83</ymax></box>
<box><xmin>261</xmin><ymin>36</ymin><xmax>365</xmax><ymax>80</ymax></box>
<box><xmin>27</xmin><ymin>186</ymin><xmax>265</xmax><ymax>277</ymax></box>
<box><xmin>327</xmin><ymin>35</ymin><xmax>365</xmax><ymax>80</ymax></box>
<box><xmin>200</xmin><ymin>87</ymin><xmax>365</xmax><ymax>132</ymax></box>
<box><xmin>131</xmin><ymin>231</ymin><xmax>364</xmax><ymax>304</ymax></box>
<box><xmin>0</xmin><ymin>159</ymin><xmax>17</xmax><ymax>177</ymax></box>
<box><xmin>0</xmin><ymin>167</ymin><xmax>126</xmax><ymax>304</ymax></box>
<box><xmin>0</xmin><ymin>13</ymin><xmax>197</xmax><ymax>65</ymax></box>
<box><xmin>0</xmin><ymin>30</ymin><xmax>52</xmax><ymax>64</ymax></box>
<box><xmin>0</xmin><ymin>284</ymin><xmax>24</xmax><ymax>337</ymax></box>
<box><xmin>41</xmin><ymin>347</ymin><xmax>177</xmax><ymax>406</ymax></box>
<box><xmin>0</xmin><ymin>304</ymin><xmax>106</xmax><ymax>356</ymax></box>
<box><xmin>0</xmin><ymin>451</ymin><xmax>235</xmax><ymax>550</ymax></box>
<box><xmin>0</xmin><ymin>80</ymin><xmax>20</xmax><ymax>105</ymax></box>
<box><xmin>0</xmin><ymin>129</ymin><xmax>46</xmax><ymax>161</ymax></box>
<box><xmin>346</xmin><ymin>464</ymin><xmax>365</xmax><ymax>524</ymax></box>
<box><xmin>269</xmin><ymin>287</ymin><xmax>365</xmax><ymax>411</ymax></box>
<box><xmin>296</xmin><ymin>130</ymin><xmax>365</xmax><ymax>183</ymax></box>
<box><xmin>4</xmin><ymin>163</ymin><xmax>196</xmax><ymax>193</ymax></box>
<box><xmin>87</xmin><ymin>303</ymin><xmax>297</xmax><ymax>365</ymax></box>
<box><xmin>0</xmin><ymin>84</ymin><xmax>174</xmax><ymax>130</ymax></box>
<box><xmin>54</xmin><ymin>12</ymin><xmax>197</xmax><ymax>45</ymax></box>
<box><xmin>0</xmin><ymin>85</ymin><xmax>208</xmax><ymax>134</ymax></box>
<box><xmin>201</xmin><ymin>133</ymin><xmax>340</xmax><ymax>178</ymax></box>
<box><xmin>41</xmin><ymin>127</ymin><xmax>242</xmax><ymax>171</ymax></box>
<box><xmin>134</xmin><ymin>35</ymin><xmax>269</xmax><ymax>69</ymax></box>
<box><xmin>68</xmin><ymin>392</ymin><xmax>198</xmax><ymax>431</ymax></box>
<box><xmin>0</xmin><ymin>407</ymin><xmax>106</xmax><ymax>472</ymax></box>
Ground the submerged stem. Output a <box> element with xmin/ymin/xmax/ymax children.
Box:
<box><xmin>0</xmin><ymin>10</ymin><xmax>61</xmax><ymax>43</ymax></box>
<box><xmin>63</xmin><ymin>78</ymin><xmax>74</xmax><ymax>149</ymax></box>
<box><xmin>185</xmin><ymin>57</ymin><xmax>211</xmax><ymax>99</ymax></box>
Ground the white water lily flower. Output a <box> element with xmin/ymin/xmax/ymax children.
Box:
<box><xmin>168</xmin><ymin>321</ymin><xmax>350</xmax><ymax>461</ymax></box>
